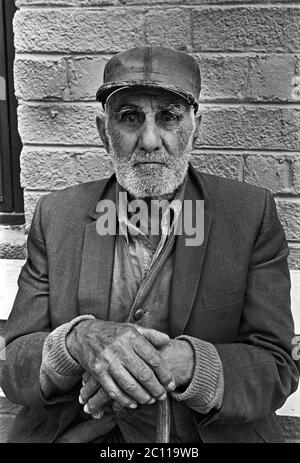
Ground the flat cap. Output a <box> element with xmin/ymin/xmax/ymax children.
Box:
<box><xmin>96</xmin><ymin>46</ymin><xmax>201</xmax><ymax>112</ymax></box>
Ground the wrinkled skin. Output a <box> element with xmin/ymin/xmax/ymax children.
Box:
<box><xmin>66</xmin><ymin>320</ymin><xmax>175</xmax><ymax>409</ymax></box>
<box><xmin>79</xmin><ymin>339</ymin><xmax>195</xmax><ymax>419</ymax></box>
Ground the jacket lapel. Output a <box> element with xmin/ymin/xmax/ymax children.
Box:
<box><xmin>170</xmin><ymin>167</ymin><xmax>213</xmax><ymax>337</ymax></box>
<box><xmin>78</xmin><ymin>176</ymin><xmax>116</xmax><ymax>320</ymax></box>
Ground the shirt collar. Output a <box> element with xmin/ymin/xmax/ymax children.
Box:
<box><xmin>116</xmin><ymin>176</ymin><xmax>187</xmax><ymax>242</ymax></box>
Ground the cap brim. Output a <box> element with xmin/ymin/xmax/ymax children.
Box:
<box><xmin>96</xmin><ymin>80</ymin><xmax>198</xmax><ymax>112</ymax></box>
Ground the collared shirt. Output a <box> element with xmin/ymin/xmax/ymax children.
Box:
<box><xmin>108</xmin><ymin>180</ymin><xmax>186</xmax><ymax>333</ymax></box>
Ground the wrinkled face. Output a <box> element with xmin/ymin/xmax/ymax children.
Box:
<box><xmin>97</xmin><ymin>88</ymin><xmax>200</xmax><ymax>198</ymax></box>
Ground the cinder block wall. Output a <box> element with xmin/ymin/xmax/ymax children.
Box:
<box><xmin>13</xmin><ymin>0</ymin><xmax>300</xmax><ymax>269</ymax></box>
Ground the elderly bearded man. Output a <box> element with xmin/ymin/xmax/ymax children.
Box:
<box><xmin>1</xmin><ymin>46</ymin><xmax>299</xmax><ymax>443</ymax></box>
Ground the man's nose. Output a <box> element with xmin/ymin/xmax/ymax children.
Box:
<box><xmin>138</xmin><ymin>118</ymin><xmax>162</xmax><ymax>152</ymax></box>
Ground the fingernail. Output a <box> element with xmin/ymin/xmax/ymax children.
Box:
<box><xmin>129</xmin><ymin>403</ymin><xmax>138</xmax><ymax>409</ymax></box>
<box><xmin>79</xmin><ymin>395</ymin><xmax>84</xmax><ymax>405</ymax></box>
<box><xmin>148</xmin><ymin>398</ymin><xmax>156</xmax><ymax>404</ymax></box>
<box><xmin>167</xmin><ymin>381</ymin><xmax>176</xmax><ymax>391</ymax></box>
<box><xmin>158</xmin><ymin>392</ymin><xmax>167</xmax><ymax>401</ymax></box>
<box><xmin>83</xmin><ymin>404</ymin><xmax>91</xmax><ymax>414</ymax></box>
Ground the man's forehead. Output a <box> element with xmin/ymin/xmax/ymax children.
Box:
<box><xmin>106</xmin><ymin>87</ymin><xmax>190</xmax><ymax>111</ymax></box>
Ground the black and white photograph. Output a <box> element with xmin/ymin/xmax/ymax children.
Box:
<box><xmin>0</xmin><ymin>0</ymin><xmax>300</xmax><ymax>450</ymax></box>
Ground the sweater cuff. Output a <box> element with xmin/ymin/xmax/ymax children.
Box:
<box><xmin>171</xmin><ymin>335</ymin><xmax>224</xmax><ymax>413</ymax></box>
<box><xmin>43</xmin><ymin>314</ymin><xmax>95</xmax><ymax>376</ymax></box>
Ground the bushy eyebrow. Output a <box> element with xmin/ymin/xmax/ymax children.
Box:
<box><xmin>116</xmin><ymin>104</ymin><xmax>142</xmax><ymax>111</ymax></box>
<box><xmin>156</xmin><ymin>103</ymin><xmax>187</xmax><ymax>112</ymax></box>
<box><xmin>113</xmin><ymin>102</ymin><xmax>187</xmax><ymax>113</ymax></box>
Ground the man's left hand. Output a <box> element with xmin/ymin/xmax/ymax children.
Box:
<box><xmin>79</xmin><ymin>339</ymin><xmax>195</xmax><ymax>418</ymax></box>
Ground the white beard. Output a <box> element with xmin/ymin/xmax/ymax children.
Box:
<box><xmin>108</xmin><ymin>132</ymin><xmax>194</xmax><ymax>199</ymax></box>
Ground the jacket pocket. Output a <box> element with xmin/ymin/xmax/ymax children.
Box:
<box><xmin>202</xmin><ymin>286</ymin><xmax>246</xmax><ymax>311</ymax></box>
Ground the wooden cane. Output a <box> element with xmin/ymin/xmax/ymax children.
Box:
<box><xmin>141</xmin><ymin>313</ymin><xmax>171</xmax><ymax>443</ymax></box>
<box><xmin>156</xmin><ymin>395</ymin><xmax>171</xmax><ymax>443</ymax></box>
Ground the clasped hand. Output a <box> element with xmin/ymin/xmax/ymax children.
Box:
<box><xmin>66</xmin><ymin>319</ymin><xmax>182</xmax><ymax>418</ymax></box>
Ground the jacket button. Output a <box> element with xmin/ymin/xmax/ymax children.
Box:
<box><xmin>133</xmin><ymin>309</ymin><xmax>145</xmax><ymax>321</ymax></box>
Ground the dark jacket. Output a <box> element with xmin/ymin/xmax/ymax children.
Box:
<box><xmin>1</xmin><ymin>165</ymin><xmax>298</xmax><ymax>443</ymax></box>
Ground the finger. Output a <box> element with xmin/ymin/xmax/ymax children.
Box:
<box><xmin>82</xmin><ymin>371</ymin><xmax>90</xmax><ymax>385</ymax></box>
<box><xmin>135</xmin><ymin>326</ymin><xmax>170</xmax><ymax>347</ymax></box>
<box><xmin>134</xmin><ymin>339</ymin><xmax>175</xmax><ymax>394</ymax></box>
<box><xmin>112</xmin><ymin>400</ymin><xmax>123</xmax><ymax>413</ymax></box>
<box><xmin>84</xmin><ymin>388</ymin><xmax>110</xmax><ymax>415</ymax></box>
<box><xmin>120</xmin><ymin>349</ymin><xmax>167</xmax><ymax>401</ymax></box>
<box><xmin>91</xmin><ymin>410</ymin><xmax>104</xmax><ymax>420</ymax></box>
<box><xmin>109</xmin><ymin>360</ymin><xmax>157</xmax><ymax>405</ymax></box>
<box><xmin>80</xmin><ymin>375</ymin><xmax>100</xmax><ymax>404</ymax></box>
<box><xmin>88</xmin><ymin>372</ymin><xmax>139</xmax><ymax>411</ymax></box>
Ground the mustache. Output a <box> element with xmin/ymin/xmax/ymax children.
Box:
<box><xmin>129</xmin><ymin>150</ymin><xmax>170</xmax><ymax>166</ymax></box>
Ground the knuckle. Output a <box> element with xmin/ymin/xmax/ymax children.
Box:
<box><xmin>119</xmin><ymin>380</ymin><xmax>136</xmax><ymax>393</ymax></box>
<box><xmin>147</xmin><ymin>354</ymin><xmax>160</xmax><ymax>368</ymax></box>
<box><xmin>101</xmin><ymin>346</ymin><xmax>113</xmax><ymax>361</ymax></box>
<box><xmin>120</xmin><ymin>326</ymin><xmax>136</xmax><ymax>341</ymax></box>
<box><xmin>92</xmin><ymin>362</ymin><xmax>103</xmax><ymax>377</ymax></box>
<box><xmin>137</xmin><ymin>367</ymin><xmax>152</xmax><ymax>382</ymax></box>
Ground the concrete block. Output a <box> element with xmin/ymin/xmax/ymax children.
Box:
<box><xmin>192</xmin><ymin>7</ymin><xmax>300</xmax><ymax>52</ymax></box>
<box><xmin>243</xmin><ymin>154</ymin><xmax>298</xmax><ymax>195</ymax></box>
<box><xmin>14</xmin><ymin>8</ymin><xmax>145</xmax><ymax>53</ymax></box>
<box><xmin>14</xmin><ymin>57</ymin><xmax>68</xmax><ymax>101</ymax></box>
<box><xmin>20</xmin><ymin>148</ymin><xmax>113</xmax><ymax>189</ymax></box>
<box><xmin>198</xmin><ymin>54</ymin><xmax>299</xmax><ymax>103</ymax></box>
<box><xmin>73</xmin><ymin>151</ymin><xmax>113</xmax><ymax>182</ymax></box>
<box><xmin>23</xmin><ymin>190</ymin><xmax>52</xmax><ymax>228</ymax></box>
<box><xmin>245</xmin><ymin>54</ymin><xmax>300</xmax><ymax>103</ymax></box>
<box><xmin>289</xmin><ymin>245</ymin><xmax>300</xmax><ymax>271</ymax></box>
<box><xmin>292</xmin><ymin>158</ymin><xmax>300</xmax><ymax>194</ymax></box>
<box><xmin>198</xmin><ymin>106</ymin><xmax>300</xmax><ymax>151</ymax></box>
<box><xmin>14</xmin><ymin>56</ymin><xmax>110</xmax><ymax>101</ymax></box>
<box><xmin>18</xmin><ymin>103</ymin><xmax>101</xmax><ymax>145</ymax></box>
<box><xmin>191</xmin><ymin>152</ymin><xmax>243</xmax><ymax>181</ymax></box>
<box><xmin>21</xmin><ymin>149</ymin><xmax>75</xmax><ymax>189</ymax></box>
<box><xmin>144</xmin><ymin>8</ymin><xmax>192</xmax><ymax>50</ymax></box>
<box><xmin>275</xmin><ymin>199</ymin><xmax>300</xmax><ymax>241</ymax></box>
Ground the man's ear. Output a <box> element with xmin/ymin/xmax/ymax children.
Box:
<box><xmin>192</xmin><ymin>112</ymin><xmax>201</xmax><ymax>148</ymax></box>
<box><xmin>96</xmin><ymin>114</ymin><xmax>110</xmax><ymax>153</ymax></box>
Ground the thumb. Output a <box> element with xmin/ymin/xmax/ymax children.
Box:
<box><xmin>135</xmin><ymin>326</ymin><xmax>170</xmax><ymax>347</ymax></box>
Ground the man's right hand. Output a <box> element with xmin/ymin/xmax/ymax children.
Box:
<box><xmin>66</xmin><ymin>319</ymin><xmax>175</xmax><ymax>409</ymax></box>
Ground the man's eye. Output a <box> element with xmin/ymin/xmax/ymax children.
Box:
<box><xmin>158</xmin><ymin>111</ymin><xmax>179</xmax><ymax>125</ymax></box>
<box><xmin>121</xmin><ymin>112</ymin><xmax>142</xmax><ymax>125</ymax></box>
